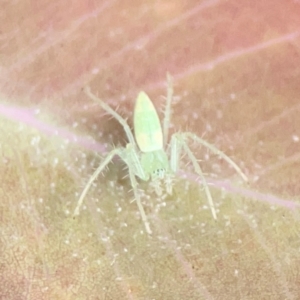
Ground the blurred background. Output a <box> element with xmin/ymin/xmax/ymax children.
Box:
<box><xmin>1</xmin><ymin>0</ymin><xmax>300</xmax><ymax>299</ymax></box>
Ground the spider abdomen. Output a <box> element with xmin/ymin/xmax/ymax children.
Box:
<box><xmin>134</xmin><ymin>91</ymin><xmax>163</xmax><ymax>152</ymax></box>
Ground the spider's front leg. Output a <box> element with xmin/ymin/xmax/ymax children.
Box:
<box><xmin>169</xmin><ymin>133</ymin><xmax>217</xmax><ymax>220</ymax></box>
<box><xmin>73</xmin><ymin>148</ymin><xmax>124</xmax><ymax>217</ymax></box>
<box><xmin>123</xmin><ymin>144</ymin><xmax>152</xmax><ymax>234</ymax></box>
<box><xmin>181</xmin><ymin>132</ymin><xmax>248</xmax><ymax>183</ymax></box>
<box><xmin>169</xmin><ymin>131</ymin><xmax>248</xmax><ymax>220</ymax></box>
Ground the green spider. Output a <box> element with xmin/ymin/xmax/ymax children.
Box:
<box><xmin>74</xmin><ymin>75</ymin><xmax>248</xmax><ymax>234</ymax></box>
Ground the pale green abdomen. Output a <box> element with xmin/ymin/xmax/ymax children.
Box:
<box><xmin>134</xmin><ymin>91</ymin><xmax>163</xmax><ymax>152</ymax></box>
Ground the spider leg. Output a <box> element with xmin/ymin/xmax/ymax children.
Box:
<box><xmin>163</xmin><ymin>73</ymin><xmax>174</xmax><ymax>147</ymax></box>
<box><xmin>84</xmin><ymin>87</ymin><xmax>138</xmax><ymax>149</ymax></box>
<box><xmin>170</xmin><ymin>134</ymin><xmax>217</xmax><ymax>220</ymax></box>
<box><xmin>73</xmin><ymin>148</ymin><xmax>123</xmax><ymax>217</ymax></box>
<box><xmin>123</xmin><ymin>144</ymin><xmax>152</xmax><ymax>234</ymax></box>
<box><xmin>127</xmin><ymin>161</ymin><xmax>152</xmax><ymax>234</ymax></box>
<box><xmin>182</xmin><ymin>142</ymin><xmax>217</xmax><ymax>220</ymax></box>
<box><xmin>183</xmin><ymin>132</ymin><xmax>248</xmax><ymax>182</ymax></box>
<box><xmin>124</xmin><ymin>144</ymin><xmax>148</xmax><ymax>181</ymax></box>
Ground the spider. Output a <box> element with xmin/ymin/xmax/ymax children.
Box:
<box><xmin>73</xmin><ymin>75</ymin><xmax>248</xmax><ymax>234</ymax></box>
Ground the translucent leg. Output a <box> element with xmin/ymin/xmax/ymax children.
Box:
<box><xmin>183</xmin><ymin>132</ymin><xmax>248</xmax><ymax>183</ymax></box>
<box><xmin>84</xmin><ymin>87</ymin><xmax>137</xmax><ymax>148</ymax></box>
<box><xmin>170</xmin><ymin>131</ymin><xmax>248</xmax><ymax>220</ymax></box>
<box><xmin>182</xmin><ymin>142</ymin><xmax>217</xmax><ymax>220</ymax></box>
<box><xmin>128</xmin><ymin>164</ymin><xmax>152</xmax><ymax>234</ymax></box>
<box><xmin>162</xmin><ymin>73</ymin><xmax>174</xmax><ymax>147</ymax></box>
<box><xmin>169</xmin><ymin>134</ymin><xmax>216</xmax><ymax>219</ymax></box>
<box><xmin>124</xmin><ymin>144</ymin><xmax>152</xmax><ymax>234</ymax></box>
<box><xmin>73</xmin><ymin>148</ymin><xmax>122</xmax><ymax>217</ymax></box>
